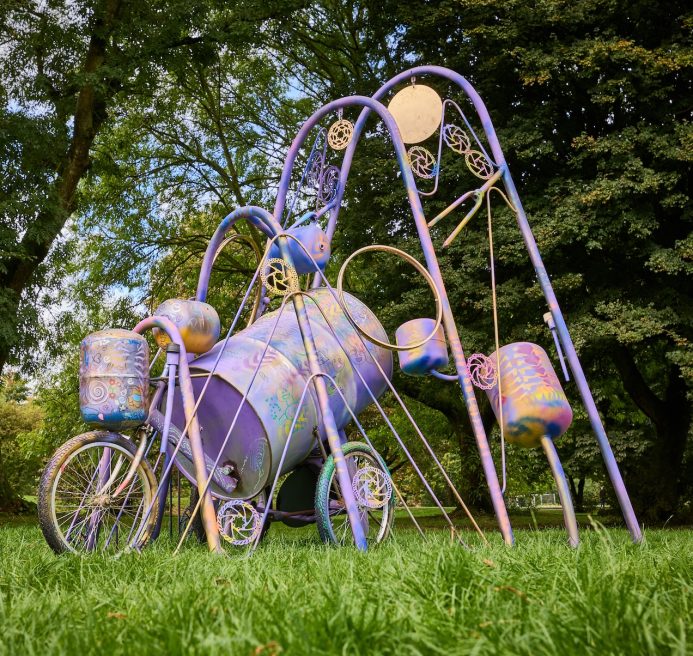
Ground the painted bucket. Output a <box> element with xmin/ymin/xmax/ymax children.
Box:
<box><xmin>395</xmin><ymin>318</ymin><xmax>448</xmax><ymax>376</ymax></box>
<box><xmin>79</xmin><ymin>329</ymin><xmax>149</xmax><ymax>430</ymax></box>
<box><xmin>485</xmin><ymin>342</ymin><xmax>572</xmax><ymax>448</ymax></box>
<box><xmin>169</xmin><ymin>288</ymin><xmax>392</xmax><ymax>500</ymax></box>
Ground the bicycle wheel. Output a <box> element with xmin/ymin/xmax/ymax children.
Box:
<box><xmin>38</xmin><ymin>431</ymin><xmax>159</xmax><ymax>554</ymax></box>
<box><xmin>315</xmin><ymin>441</ymin><xmax>395</xmax><ymax>546</ymax></box>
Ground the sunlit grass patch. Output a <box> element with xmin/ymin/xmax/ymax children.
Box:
<box><xmin>0</xmin><ymin>521</ymin><xmax>690</xmax><ymax>655</ymax></box>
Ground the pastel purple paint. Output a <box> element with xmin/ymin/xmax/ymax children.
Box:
<box><xmin>486</xmin><ymin>342</ymin><xmax>573</xmax><ymax>449</ymax></box>
<box><xmin>169</xmin><ymin>289</ymin><xmax>393</xmax><ymax>500</ymax></box>
<box><xmin>395</xmin><ymin>319</ymin><xmax>448</xmax><ymax>376</ymax></box>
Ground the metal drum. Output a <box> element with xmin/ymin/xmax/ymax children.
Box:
<box><xmin>485</xmin><ymin>342</ymin><xmax>573</xmax><ymax>448</ymax></box>
<box><xmin>170</xmin><ymin>288</ymin><xmax>392</xmax><ymax>500</ymax></box>
<box><xmin>79</xmin><ymin>329</ymin><xmax>149</xmax><ymax>429</ymax></box>
<box><xmin>152</xmin><ymin>299</ymin><xmax>220</xmax><ymax>354</ymax></box>
<box><xmin>395</xmin><ymin>318</ymin><xmax>448</xmax><ymax>376</ymax></box>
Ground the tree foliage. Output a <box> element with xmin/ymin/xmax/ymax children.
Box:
<box><xmin>1</xmin><ymin>0</ymin><xmax>691</xmax><ymax>520</ymax></box>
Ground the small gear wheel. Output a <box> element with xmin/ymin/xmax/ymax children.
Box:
<box><xmin>305</xmin><ymin>150</ymin><xmax>324</xmax><ymax>189</ymax></box>
<box><xmin>260</xmin><ymin>258</ymin><xmax>299</xmax><ymax>297</ymax></box>
<box><xmin>407</xmin><ymin>146</ymin><xmax>437</xmax><ymax>179</ymax></box>
<box><xmin>465</xmin><ymin>150</ymin><xmax>495</xmax><ymax>180</ymax></box>
<box><xmin>467</xmin><ymin>353</ymin><xmax>497</xmax><ymax>390</ymax></box>
<box><xmin>327</xmin><ymin>119</ymin><xmax>354</xmax><ymax>150</ymax></box>
<box><xmin>443</xmin><ymin>124</ymin><xmax>472</xmax><ymax>154</ymax></box>
<box><xmin>318</xmin><ymin>165</ymin><xmax>340</xmax><ymax>204</ymax></box>
<box><xmin>352</xmin><ymin>465</ymin><xmax>393</xmax><ymax>509</ymax></box>
<box><xmin>216</xmin><ymin>499</ymin><xmax>262</xmax><ymax>546</ymax></box>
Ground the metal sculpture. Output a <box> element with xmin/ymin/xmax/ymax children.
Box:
<box><xmin>37</xmin><ymin>65</ymin><xmax>642</xmax><ymax>558</ymax></box>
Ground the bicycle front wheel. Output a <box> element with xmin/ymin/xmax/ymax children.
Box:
<box><xmin>38</xmin><ymin>431</ymin><xmax>159</xmax><ymax>554</ymax></box>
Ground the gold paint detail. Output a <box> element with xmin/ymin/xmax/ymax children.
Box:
<box><xmin>327</xmin><ymin>119</ymin><xmax>354</xmax><ymax>150</ymax></box>
<box><xmin>388</xmin><ymin>84</ymin><xmax>443</xmax><ymax>144</ymax></box>
<box><xmin>443</xmin><ymin>124</ymin><xmax>472</xmax><ymax>154</ymax></box>
<box><xmin>260</xmin><ymin>258</ymin><xmax>300</xmax><ymax>297</ymax></box>
<box><xmin>407</xmin><ymin>146</ymin><xmax>437</xmax><ymax>179</ymax></box>
<box><xmin>336</xmin><ymin>244</ymin><xmax>443</xmax><ymax>352</ymax></box>
<box><xmin>465</xmin><ymin>150</ymin><xmax>495</xmax><ymax>180</ymax></box>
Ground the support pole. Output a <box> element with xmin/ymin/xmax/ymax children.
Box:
<box><xmin>290</xmin><ymin>292</ymin><xmax>368</xmax><ymax>550</ymax></box>
<box><xmin>540</xmin><ymin>436</ymin><xmax>579</xmax><ymax>548</ymax></box>
<box><xmin>502</xmin><ymin>172</ymin><xmax>642</xmax><ymax>543</ymax></box>
<box><xmin>133</xmin><ymin>317</ymin><xmax>223</xmax><ymax>554</ymax></box>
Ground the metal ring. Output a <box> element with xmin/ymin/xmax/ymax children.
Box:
<box><xmin>336</xmin><ymin>244</ymin><xmax>443</xmax><ymax>352</ymax></box>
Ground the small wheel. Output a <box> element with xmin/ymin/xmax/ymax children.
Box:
<box><xmin>315</xmin><ymin>442</ymin><xmax>395</xmax><ymax>546</ymax></box>
<box><xmin>38</xmin><ymin>431</ymin><xmax>159</xmax><ymax>555</ymax></box>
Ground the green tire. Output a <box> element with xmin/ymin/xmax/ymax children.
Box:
<box><xmin>315</xmin><ymin>441</ymin><xmax>395</xmax><ymax>546</ymax></box>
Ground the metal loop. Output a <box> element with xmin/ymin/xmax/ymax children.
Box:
<box><xmin>336</xmin><ymin>244</ymin><xmax>443</xmax><ymax>352</ymax></box>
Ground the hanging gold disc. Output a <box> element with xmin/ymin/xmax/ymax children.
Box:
<box><xmin>388</xmin><ymin>84</ymin><xmax>443</xmax><ymax>144</ymax></box>
<box><xmin>327</xmin><ymin>119</ymin><xmax>354</xmax><ymax>150</ymax></box>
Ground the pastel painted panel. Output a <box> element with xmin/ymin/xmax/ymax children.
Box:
<box><xmin>395</xmin><ymin>318</ymin><xmax>448</xmax><ymax>376</ymax></box>
<box><xmin>79</xmin><ymin>329</ymin><xmax>149</xmax><ymax>430</ymax></box>
<box><xmin>169</xmin><ymin>289</ymin><xmax>392</xmax><ymax>500</ymax></box>
<box><xmin>485</xmin><ymin>342</ymin><xmax>572</xmax><ymax>448</ymax></box>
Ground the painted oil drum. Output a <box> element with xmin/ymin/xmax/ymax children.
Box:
<box><xmin>152</xmin><ymin>299</ymin><xmax>220</xmax><ymax>354</ymax></box>
<box><xmin>485</xmin><ymin>342</ymin><xmax>573</xmax><ymax>449</ymax></box>
<box><xmin>395</xmin><ymin>318</ymin><xmax>448</xmax><ymax>376</ymax></box>
<box><xmin>268</xmin><ymin>223</ymin><xmax>331</xmax><ymax>273</ymax></box>
<box><xmin>79</xmin><ymin>329</ymin><xmax>149</xmax><ymax>430</ymax></box>
<box><xmin>169</xmin><ymin>288</ymin><xmax>392</xmax><ymax>500</ymax></box>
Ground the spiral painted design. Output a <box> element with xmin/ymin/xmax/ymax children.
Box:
<box><xmin>85</xmin><ymin>379</ymin><xmax>109</xmax><ymax>404</ymax></box>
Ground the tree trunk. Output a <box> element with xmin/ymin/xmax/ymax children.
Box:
<box><xmin>568</xmin><ymin>476</ymin><xmax>585</xmax><ymax>512</ymax></box>
<box><xmin>0</xmin><ymin>0</ymin><xmax>122</xmax><ymax>375</ymax></box>
<box><xmin>611</xmin><ymin>345</ymin><xmax>690</xmax><ymax>522</ymax></box>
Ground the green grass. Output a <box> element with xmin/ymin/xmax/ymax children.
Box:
<box><xmin>0</xmin><ymin>517</ymin><xmax>690</xmax><ymax>655</ymax></box>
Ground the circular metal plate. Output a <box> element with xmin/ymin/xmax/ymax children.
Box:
<box><xmin>388</xmin><ymin>84</ymin><xmax>443</xmax><ymax>144</ymax></box>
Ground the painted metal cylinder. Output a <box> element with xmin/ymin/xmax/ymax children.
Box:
<box><xmin>170</xmin><ymin>288</ymin><xmax>392</xmax><ymax>500</ymax></box>
<box><xmin>268</xmin><ymin>223</ymin><xmax>331</xmax><ymax>273</ymax></box>
<box><xmin>485</xmin><ymin>342</ymin><xmax>573</xmax><ymax>449</ymax></box>
<box><xmin>79</xmin><ymin>329</ymin><xmax>149</xmax><ymax>429</ymax></box>
<box><xmin>395</xmin><ymin>318</ymin><xmax>448</xmax><ymax>376</ymax></box>
<box><xmin>152</xmin><ymin>299</ymin><xmax>221</xmax><ymax>354</ymax></box>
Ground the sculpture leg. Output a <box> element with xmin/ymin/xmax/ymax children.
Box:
<box><xmin>503</xmin><ymin>171</ymin><xmax>641</xmax><ymax>543</ymax></box>
<box><xmin>292</xmin><ymin>293</ymin><xmax>368</xmax><ymax>551</ymax></box>
<box><xmin>541</xmin><ymin>436</ymin><xmax>579</xmax><ymax>548</ymax></box>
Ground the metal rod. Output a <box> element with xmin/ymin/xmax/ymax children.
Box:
<box><xmin>133</xmin><ymin>317</ymin><xmax>222</xmax><ymax>553</ymax></box>
<box><xmin>540</xmin><ymin>436</ymin><xmax>579</xmax><ymax>548</ymax></box>
<box><xmin>271</xmin><ymin>94</ymin><xmax>512</xmax><ymax>545</ymax></box>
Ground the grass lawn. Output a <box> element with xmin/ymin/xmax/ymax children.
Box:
<box><xmin>0</xmin><ymin>511</ymin><xmax>690</xmax><ymax>655</ymax></box>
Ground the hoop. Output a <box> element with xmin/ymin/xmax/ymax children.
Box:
<box><xmin>336</xmin><ymin>244</ymin><xmax>443</xmax><ymax>352</ymax></box>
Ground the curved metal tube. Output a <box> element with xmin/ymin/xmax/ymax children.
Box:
<box><xmin>133</xmin><ymin>316</ymin><xmax>223</xmax><ymax>554</ymax></box>
<box><xmin>541</xmin><ymin>436</ymin><xmax>579</xmax><ymax>548</ymax></box>
<box><xmin>196</xmin><ymin>205</ymin><xmax>281</xmax><ymax>303</ymax></box>
<box><xmin>344</xmin><ymin>66</ymin><xmax>640</xmax><ymax>543</ymax></box>
<box><xmin>211</xmin><ymin>233</ymin><xmax>264</xmax><ymax>326</ymax></box>
<box><xmin>272</xmin><ymin>93</ymin><xmax>514</xmax><ymax>544</ymax></box>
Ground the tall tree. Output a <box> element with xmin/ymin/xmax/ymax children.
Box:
<box><xmin>314</xmin><ymin>0</ymin><xmax>693</xmax><ymax>520</ymax></box>
<box><xmin>0</xmin><ymin>0</ymin><xmax>304</xmax><ymax>374</ymax></box>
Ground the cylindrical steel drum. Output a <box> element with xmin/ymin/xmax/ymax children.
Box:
<box><xmin>395</xmin><ymin>318</ymin><xmax>448</xmax><ymax>376</ymax></box>
<box><xmin>170</xmin><ymin>288</ymin><xmax>392</xmax><ymax>500</ymax></box>
<box><xmin>485</xmin><ymin>342</ymin><xmax>572</xmax><ymax>449</ymax></box>
<box><xmin>79</xmin><ymin>329</ymin><xmax>149</xmax><ymax>429</ymax></box>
